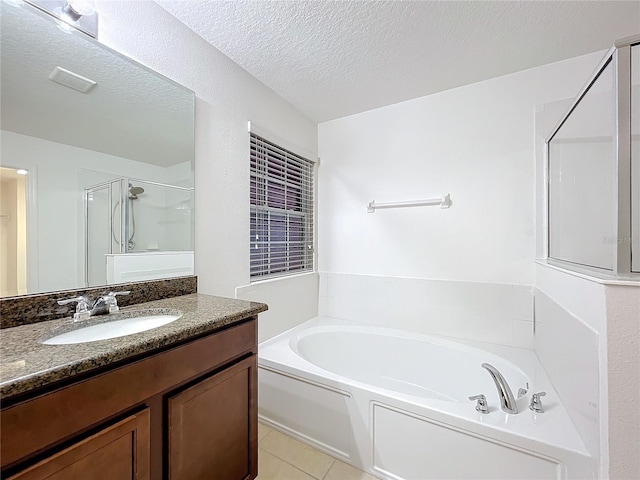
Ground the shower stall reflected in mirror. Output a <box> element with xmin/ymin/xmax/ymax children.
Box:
<box><xmin>84</xmin><ymin>178</ymin><xmax>194</xmax><ymax>287</ymax></box>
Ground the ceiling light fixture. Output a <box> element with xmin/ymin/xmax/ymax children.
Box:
<box><xmin>23</xmin><ymin>0</ymin><xmax>98</xmax><ymax>38</ymax></box>
<box><xmin>61</xmin><ymin>0</ymin><xmax>95</xmax><ymax>22</ymax></box>
<box><xmin>16</xmin><ymin>169</ymin><xmax>28</xmax><ymax>175</ymax></box>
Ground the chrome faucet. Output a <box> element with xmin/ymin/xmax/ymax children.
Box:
<box><xmin>57</xmin><ymin>291</ymin><xmax>130</xmax><ymax>321</ymax></box>
<box><xmin>481</xmin><ymin>363</ymin><xmax>518</xmax><ymax>414</ymax></box>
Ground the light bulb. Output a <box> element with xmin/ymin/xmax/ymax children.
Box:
<box><xmin>16</xmin><ymin>169</ymin><xmax>28</xmax><ymax>175</ymax></box>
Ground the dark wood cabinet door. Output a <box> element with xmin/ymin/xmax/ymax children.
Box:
<box><xmin>168</xmin><ymin>356</ymin><xmax>257</xmax><ymax>480</ymax></box>
<box><xmin>8</xmin><ymin>409</ymin><xmax>150</xmax><ymax>480</ymax></box>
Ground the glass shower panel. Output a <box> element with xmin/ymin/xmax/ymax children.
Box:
<box><xmin>548</xmin><ymin>61</ymin><xmax>616</xmax><ymax>270</ymax></box>
<box><xmin>164</xmin><ymin>187</ymin><xmax>194</xmax><ymax>251</ymax></box>
<box><xmin>119</xmin><ymin>180</ymin><xmax>194</xmax><ymax>252</ymax></box>
<box><xmin>632</xmin><ymin>45</ymin><xmax>640</xmax><ymax>272</ymax></box>
<box><xmin>86</xmin><ymin>186</ymin><xmax>110</xmax><ymax>286</ymax></box>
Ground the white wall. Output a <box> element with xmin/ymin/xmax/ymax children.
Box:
<box><xmin>317</xmin><ymin>51</ymin><xmax>604</xmax><ymax>345</ymax></box>
<box><xmin>319</xmin><ymin>273</ymin><xmax>534</xmax><ymax>348</ymax></box>
<box><xmin>95</xmin><ymin>1</ymin><xmax>319</xmax><ymax>340</ymax></box>
<box><xmin>604</xmin><ymin>284</ymin><xmax>640</xmax><ymax>480</ymax></box>
<box><xmin>318</xmin><ymin>51</ymin><xmax>603</xmax><ymax>284</ymax></box>
<box><xmin>236</xmin><ymin>273</ymin><xmax>319</xmax><ymax>343</ymax></box>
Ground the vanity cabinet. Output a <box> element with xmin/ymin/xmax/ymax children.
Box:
<box><xmin>1</xmin><ymin>318</ymin><xmax>258</xmax><ymax>480</ymax></box>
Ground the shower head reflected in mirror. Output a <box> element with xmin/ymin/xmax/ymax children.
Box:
<box><xmin>128</xmin><ymin>184</ymin><xmax>144</xmax><ymax>200</ymax></box>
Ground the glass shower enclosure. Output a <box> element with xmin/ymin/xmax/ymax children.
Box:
<box><xmin>84</xmin><ymin>177</ymin><xmax>194</xmax><ymax>287</ymax></box>
<box><xmin>546</xmin><ymin>35</ymin><xmax>640</xmax><ymax>278</ymax></box>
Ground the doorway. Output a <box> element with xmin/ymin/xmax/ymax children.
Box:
<box><xmin>0</xmin><ymin>167</ymin><xmax>28</xmax><ymax>296</ymax></box>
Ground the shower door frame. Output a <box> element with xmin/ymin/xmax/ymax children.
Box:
<box><xmin>544</xmin><ymin>34</ymin><xmax>639</xmax><ymax>280</ymax></box>
<box><xmin>83</xmin><ymin>178</ymin><xmax>127</xmax><ymax>287</ymax></box>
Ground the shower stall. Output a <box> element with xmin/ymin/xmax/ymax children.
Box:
<box><xmin>84</xmin><ymin>177</ymin><xmax>194</xmax><ymax>287</ymax></box>
<box><xmin>546</xmin><ymin>35</ymin><xmax>639</xmax><ymax>278</ymax></box>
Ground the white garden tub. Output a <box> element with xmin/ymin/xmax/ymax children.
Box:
<box><xmin>258</xmin><ymin>317</ymin><xmax>594</xmax><ymax>480</ymax></box>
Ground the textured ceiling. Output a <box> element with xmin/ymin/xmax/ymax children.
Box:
<box><xmin>157</xmin><ymin>0</ymin><xmax>640</xmax><ymax>123</ymax></box>
<box><xmin>1</xmin><ymin>2</ymin><xmax>194</xmax><ymax>167</ymax></box>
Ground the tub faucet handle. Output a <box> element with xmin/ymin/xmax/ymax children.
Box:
<box><xmin>469</xmin><ymin>394</ymin><xmax>489</xmax><ymax>414</ymax></box>
<box><xmin>529</xmin><ymin>391</ymin><xmax>547</xmax><ymax>413</ymax></box>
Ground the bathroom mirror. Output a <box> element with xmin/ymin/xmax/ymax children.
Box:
<box><xmin>0</xmin><ymin>2</ymin><xmax>195</xmax><ymax>298</ymax></box>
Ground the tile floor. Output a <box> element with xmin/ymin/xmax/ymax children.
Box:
<box><xmin>257</xmin><ymin>422</ymin><xmax>379</xmax><ymax>480</ymax></box>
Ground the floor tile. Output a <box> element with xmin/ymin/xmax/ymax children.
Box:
<box><xmin>259</xmin><ymin>430</ymin><xmax>335</xmax><ymax>479</ymax></box>
<box><xmin>324</xmin><ymin>460</ymin><xmax>380</xmax><ymax>480</ymax></box>
<box><xmin>258</xmin><ymin>422</ymin><xmax>273</xmax><ymax>442</ymax></box>
<box><xmin>257</xmin><ymin>449</ymin><xmax>316</xmax><ymax>480</ymax></box>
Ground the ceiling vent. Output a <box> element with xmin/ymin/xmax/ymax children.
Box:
<box><xmin>48</xmin><ymin>66</ymin><xmax>97</xmax><ymax>93</ymax></box>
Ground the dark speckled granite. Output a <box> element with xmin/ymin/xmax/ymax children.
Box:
<box><xmin>0</xmin><ymin>293</ymin><xmax>268</xmax><ymax>400</ymax></box>
<box><xmin>0</xmin><ymin>276</ymin><xmax>197</xmax><ymax>329</ymax></box>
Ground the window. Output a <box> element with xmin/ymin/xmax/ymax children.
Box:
<box><xmin>250</xmin><ymin>133</ymin><xmax>314</xmax><ymax>279</ymax></box>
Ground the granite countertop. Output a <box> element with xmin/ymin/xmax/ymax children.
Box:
<box><xmin>0</xmin><ymin>293</ymin><xmax>268</xmax><ymax>401</ymax></box>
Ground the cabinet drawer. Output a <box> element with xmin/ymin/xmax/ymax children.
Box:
<box><xmin>8</xmin><ymin>409</ymin><xmax>150</xmax><ymax>480</ymax></box>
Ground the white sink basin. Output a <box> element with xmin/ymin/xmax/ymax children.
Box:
<box><xmin>42</xmin><ymin>309</ymin><xmax>182</xmax><ymax>345</ymax></box>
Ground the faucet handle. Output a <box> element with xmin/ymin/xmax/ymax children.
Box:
<box><xmin>469</xmin><ymin>394</ymin><xmax>489</xmax><ymax>414</ymax></box>
<box><xmin>103</xmin><ymin>291</ymin><xmax>130</xmax><ymax>313</ymax></box>
<box><xmin>57</xmin><ymin>296</ymin><xmax>90</xmax><ymax>321</ymax></box>
<box><xmin>529</xmin><ymin>391</ymin><xmax>547</xmax><ymax>413</ymax></box>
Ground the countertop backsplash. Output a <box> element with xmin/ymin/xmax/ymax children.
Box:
<box><xmin>0</xmin><ymin>276</ymin><xmax>197</xmax><ymax>329</ymax></box>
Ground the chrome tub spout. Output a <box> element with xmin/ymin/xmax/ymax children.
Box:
<box><xmin>481</xmin><ymin>363</ymin><xmax>518</xmax><ymax>414</ymax></box>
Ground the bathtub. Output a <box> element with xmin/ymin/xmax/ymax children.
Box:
<box><xmin>258</xmin><ymin>317</ymin><xmax>594</xmax><ymax>480</ymax></box>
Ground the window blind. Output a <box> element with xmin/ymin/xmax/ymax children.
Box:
<box><xmin>250</xmin><ymin>133</ymin><xmax>314</xmax><ymax>279</ymax></box>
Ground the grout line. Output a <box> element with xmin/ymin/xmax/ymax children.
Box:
<box><xmin>321</xmin><ymin>458</ymin><xmax>336</xmax><ymax>480</ymax></box>
<box><xmin>258</xmin><ymin>447</ymin><xmax>318</xmax><ymax>480</ymax></box>
<box><xmin>258</xmin><ymin>429</ymin><xmax>274</xmax><ymax>444</ymax></box>
<box><xmin>258</xmin><ymin>445</ymin><xmax>326</xmax><ymax>480</ymax></box>
<box><xmin>259</xmin><ymin>430</ymin><xmax>337</xmax><ymax>480</ymax></box>
<box><xmin>259</xmin><ymin>428</ymin><xmax>373</xmax><ymax>480</ymax></box>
